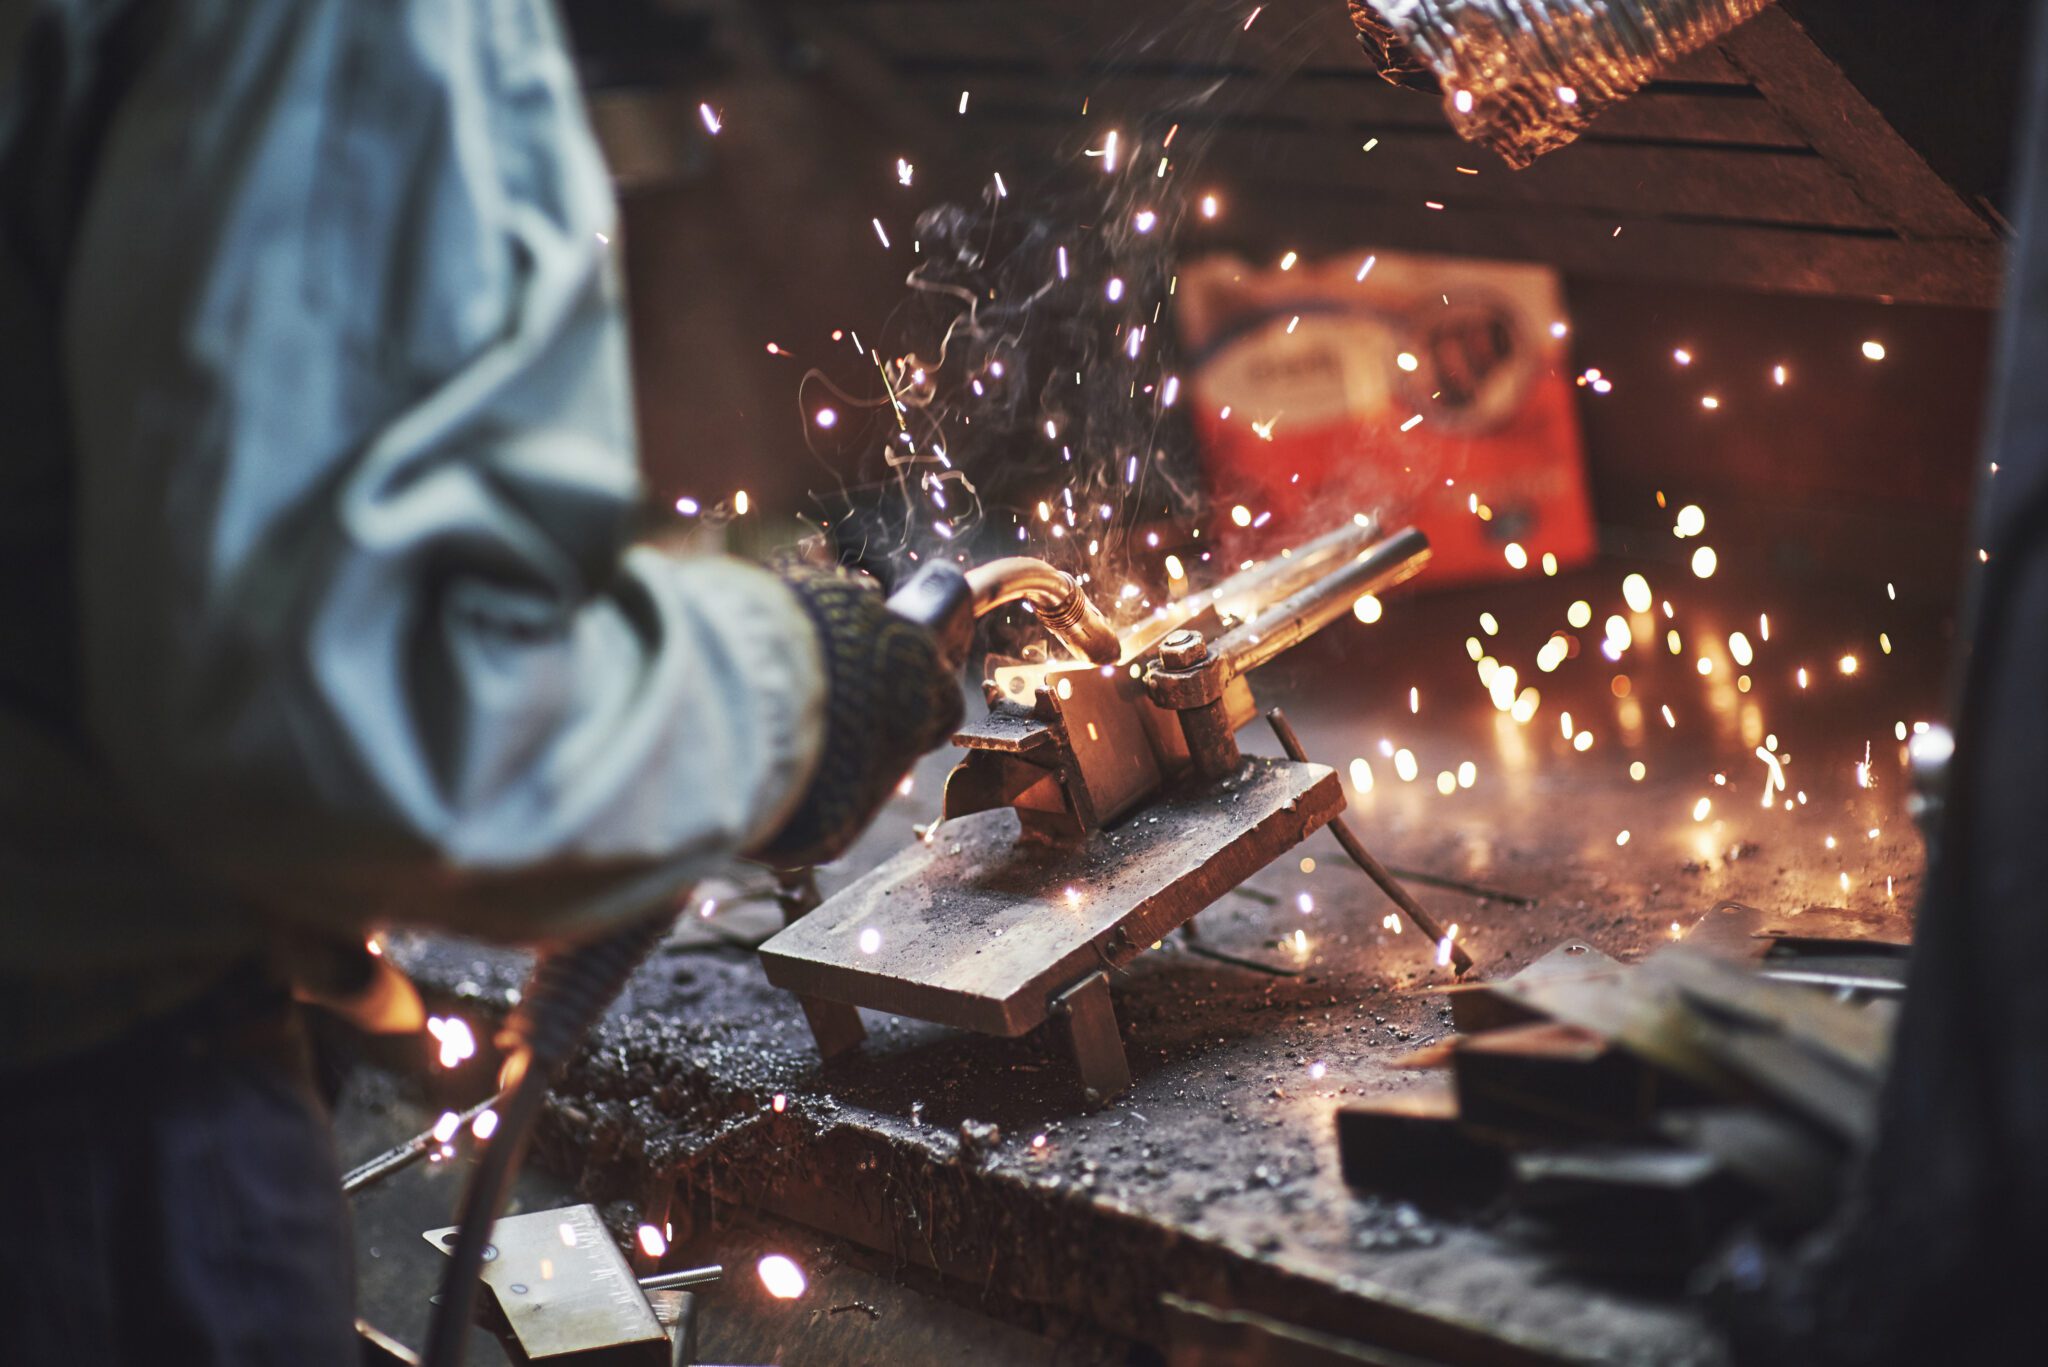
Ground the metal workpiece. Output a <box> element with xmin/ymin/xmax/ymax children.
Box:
<box><xmin>758</xmin><ymin>755</ymin><xmax>1344</xmax><ymax>1091</ymax></box>
<box><xmin>964</xmin><ymin>557</ymin><xmax>1122</xmax><ymax>663</ymax></box>
<box><xmin>1144</xmin><ymin>526</ymin><xmax>1430</xmax><ymax>710</ymax></box>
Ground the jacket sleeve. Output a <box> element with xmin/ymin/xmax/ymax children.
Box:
<box><xmin>61</xmin><ymin>0</ymin><xmax>823</xmax><ymax>942</ymax></box>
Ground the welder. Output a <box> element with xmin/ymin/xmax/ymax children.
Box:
<box><xmin>0</xmin><ymin>2</ymin><xmax>961</xmax><ymax>1363</ymax></box>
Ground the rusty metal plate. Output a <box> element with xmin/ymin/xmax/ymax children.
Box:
<box><xmin>759</xmin><ymin>756</ymin><xmax>1343</xmax><ymax>1036</ymax></box>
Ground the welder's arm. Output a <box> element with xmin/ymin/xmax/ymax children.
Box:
<box><xmin>62</xmin><ymin>0</ymin><xmax>837</xmax><ymax>941</ymax></box>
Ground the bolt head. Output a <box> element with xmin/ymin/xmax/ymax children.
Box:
<box><xmin>1159</xmin><ymin>628</ymin><xmax>1207</xmax><ymax>670</ymax></box>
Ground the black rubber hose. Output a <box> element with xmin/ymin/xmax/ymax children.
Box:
<box><xmin>421</xmin><ymin>912</ymin><xmax>673</xmax><ymax>1367</ymax></box>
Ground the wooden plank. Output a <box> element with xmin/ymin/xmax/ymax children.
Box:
<box><xmin>944</xmin><ymin>119</ymin><xmax>1892</xmax><ymax>230</ymax></box>
<box><xmin>1160</xmin><ymin>185</ymin><xmax>2006</xmax><ymax>308</ymax></box>
<box><xmin>1718</xmin><ymin>7</ymin><xmax>1994</xmax><ymax>240</ymax></box>
<box><xmin>882</xmin><ymin>63</ymin><xmax>1804</xmax><ymax>148</ymax></box>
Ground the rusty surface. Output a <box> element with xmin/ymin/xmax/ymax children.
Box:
<box><xmin>394</xmin><ymin>568</ymin><xmax>1935</xmax><ymax>1366</ymax></box>
<box><xmin>758</xmin><ymin>757</ymin><xmax>1342</xmax><ymax>1038</ymax></box>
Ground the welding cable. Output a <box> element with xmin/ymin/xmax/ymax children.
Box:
<box><xmin>421</xmin><ymin>911</ymin><xmax>673</xmax><ymax>1367</ymax></box>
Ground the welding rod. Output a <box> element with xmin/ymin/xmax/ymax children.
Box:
<box><xmin>638</xmin><ymin>1264</ymin><xmax>724</xmax><ymax>1292</ymax></box>
<box><xmin>341</xmin><ymin>1090</ymin><xmax>511</xmax><ymax>1195</ymax></box>
<box><xmin>1265</xmin><ymin>708</ymin><xmax>1476</xmax><ymax>977</ymax></box>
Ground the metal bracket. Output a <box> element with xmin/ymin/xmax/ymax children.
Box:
<box><xmin>1053</xmin><ymin>971</ymin><xmax>1132</xmax><ymax>1104</ymax></box>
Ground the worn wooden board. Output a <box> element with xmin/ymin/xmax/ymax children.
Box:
<box><xmin>759</xmin><ymin>755</ymin><xmax>1342</xmax><ymax>1035</ymax></box>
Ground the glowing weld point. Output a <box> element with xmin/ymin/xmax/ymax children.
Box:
<box><xmin>758</xmin><ymin>1255</ymin><xmax>808</xmax><ymax>1300</ymax></box>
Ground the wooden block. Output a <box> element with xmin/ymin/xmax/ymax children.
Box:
<box><xmin>1453</xmin><ymin>1020</ymin><xmax>1662</xmax><ymax>1139</ymax></box>
<box><xmin>1334</xmin><ymin>1082</ymin><xmax>1508</xmax><ymax>1194</ymax></box>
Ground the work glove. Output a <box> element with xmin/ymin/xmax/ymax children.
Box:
<box><xmin>751</xmin><ymin>565</ymin><xmax>965</xmax><ymax>868</ymax></box>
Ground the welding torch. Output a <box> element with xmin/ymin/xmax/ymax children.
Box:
<box><xmin>886</xmin><ymin>555</ymin><xmax>1123</xmax><ymax>669</ymax></box>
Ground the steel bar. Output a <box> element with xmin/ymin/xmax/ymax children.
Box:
<box><xmin>639</xmin><ymin>1265</ymin><xmax>724</xmax><ymax>1292</ymax></box>
<box><xmin>1214</xmin><ymin>528</ymin><xmax>1430</xmax><ymax>682</ymax></box>
<box><xmin>1265</xmin><ymin>708</ymin><xmax>1476</xmax><ymax>977</ymax></box>
<box><xmin>341</xmin><ymin>1090</ymin><xmax>509</xmax><ymax>1195</ymax></box>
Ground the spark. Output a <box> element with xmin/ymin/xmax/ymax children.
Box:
<box><xmin>871</xmin><ymin>217</ymin><xmax>891</xmax><ymax>248</ymax></box>
<box><xmin>1436</xmin><ymin>770</ymin><xmax>1456</xmax><ymax>795</ymax></box>
<box><xmin>1243</xmin><ymin>4</ymin><xmax>1265</xmax><ymax>28</ymax></box>
<box><xmin>1673</xmin><ymin>348</ymin><xmax>1693</xmax><ymax>366</ymax></box>
<box><xmin>426</xmin><ymin>1016</ymin><xmax>476</xmax><ymax>1069</ymax></box>
<box><xmin>1674</xmin><ymin>505</ymin><xmax>1705</xmax><ymax>537</ymax></box>
<box><xmin>1134</xmin><ymin>209</ymin><xmax>1156</xmax><ymax>233</ymax></box>
<box><xmin>1409</xmin><ymin>686</ymin><xmax>1420</xmax><ymax>713</ymax></box>
<box><xmin>1573</xmin><ymin>730</ymin><xmax>1594</xmax><ymax>751</ymax></box>
<box><xmin>1504</xmin><ymin>542</ymin><xmax>1529</xmax><ymax>570</ymax></box>
<box><xmin>1279</xmin><ymin>250</ymin><xmax>1298</xmax><ymax>271</ymax></box>
<box><xmin>772</xmin><ymin>1093</ymin><xmax>788</xmax><ymax>1113</ymax></box>
<box><xmin>758</xmin><ymin>1255</ymin><xmax>808</xmax><ymax>1300</ymax></box>
<box><xmin>1630</xmin><ymin>761</ymin><xmax>1646</xmax><ymax>780</ymax></box>
<box><xmin>1773</xmin><ymin>364</ymin><xmax>1789</xmax><ymax>386</ymax></box>
<box><xmin>1230</xmin><ymin>504</ymin><xmax>1252</xmax><ymax>527</ymax></box>
<box><xmin>1622</xmin><ymin>573</ymin><xmax>1652</xmax><ymax>614</ymax></box>
<box><xmin>472</xmin><ymin>1109</ymin><xmax>499</xmax><ymax>1141</ymax></box>
<box><xmin>698</xmin><ymin>103</ymin><xmax>722</xmax><ymax>135</ymax></box>
<box><xmin>1349</xmin><ymin>758</ymin><xmax>1374</xmax><ymax>793</ymax></box>
<box><xmin>1839</xmin><ymin>654</ymin><xmax>1859</xmax><ymax>675</ymax></box>
<box><xmin>1400</xmin><ymin>414</ymin><xmax>1425</xmax><ymax>432</ymax></box>
<box><xmin>896</xmin><ymin>158</ymin><xmax>914</xmax><ymax>185</ymax></box>
<box><xmin>638</xmin><ymin>1225</ymin><xmax>667</xmax><ymax>1259</ymax></box>
<box><xmin>1106</xmin><ymin>277</ymin><xmax>1125</xmax><ymax>302</ymax></box>
<box><xmin>1200</xmin><ymin>193</ymin><xmax>1220</xmax><ymax>219</ymax></box>
<box><xmin>958</xmin><ymin>90</ymin><xmax>970</xmax><ymax>114</ymax></box>
<box><xmin>1396</xmin><ymin>351</ymin><xmax>1420</xmax><ymax>372</ymax></box>
<box><xmin>1056</xmin><ymin>245</ymin><xmax>1069</xmax><ymax>279</ymax></box>
<box><xmin>432</xmin><ymin>1111</ymin><xmax>461</xmax><ymax>1143</ymax></box>
<box><xmin>1701</xmin><ymin>395</ymin><xmax>1721</xmax><ymax>410</ymax></box>
<box><xmin>1162</xmin><ymin>375</ymin><xmax>1181</xmax><ymax>406</ymax></box>
<box><xmin>1294</xmin><ymin>928</ymin><xmax>1309</xmax><ymax>954</ymax></box>
<box><xmin>1031</xmin><ymin>1133</ymin><xmax>1048</xmax><ymax>1151</ymax></box>
<box><xmin>813</xmin><ymin>407</ymin><xmax>837</xmax><ymax>429</ymax></box>
<box><xmin>1480</xmin><ymin>612</ymin><xmax>1498</xmax><ymax>635</ymax></box>
<box><xmin>1662</xmin><ymin>705</ymin><xmax>1677</xmax><ymax>728</ymax></box>
<box><xmin>1394</xmin><ymin>748</ymin><xmax>1419</xmax><ymax>783</ymax></box>
<box><xmin>1693</xmin><ymin>797</ymin><xmax>1712</xmax><ymax>822</ymax></box>
<box><xmin>1567</xmin><ymin>600</ymin><xmax>1592</xmax><ymax>628</ymax></box>
<box><xmin>858</xmin><ymin>927</ymin><xmax>881</xmax><ymax>954</ymax></box>
<box><xmin>1310</xmin><ymin>1060</ymin><xmax>1327</xmax><ymax>1080</ymax></box>
<box><xmin>1691</xmin><ymin>546</ymin><xmax>1718</xmax><ymax>578</ymax></box>
<box><xmin>674</xmin><ymin>497</ymin><xmax>699</xmax><ymax>516</ymax></box>
<box><xmin>1166</xmin><ymin>554</ymin><xmax>1186</xmax><ymax>581</ymax></box>
<box><xmin>1729</xmin><ymin>631</ymin><xmax>1754</xmax><ymax>667</ymax></box>
<box><xmin>1798</xmin><ymin>666</ymin><xmax>1809</xmax><ymax>688</ymax></box>
<box><xmin>1557</xmin><ymin>86</ymin><xmax>1579</xmax><ymax>104</ymax></box>
<box><xmin>1861</xmin><ymin>340</ymin><xmax>1887</xmax><ymax>361</ymax></box>
<box><xmin>1353</xmin><ymin>594</ymin><xmax>1383</xmax><ymax>623</ymax></box>
<box><xmin>1457</xmin><ymin>761</ymin><xmax>1477</xmax><ymax>788</ymax></box>
<box><xmin>1435</xmin><ymin>924</ymin><xmax>1461</xmax><ymax>967</ymax></box>
<box><xmin>1356</xmin><ymin>255</ymin><xmax>1377</xmax><ymax>281</ymax></box>
<box><xmin>1616</xmin><ymin>830</ymin><xmax>1630</xmax><ymax>846</ymax></box>
<box><xmin>734</xmin><ymin>489</ymin><xmax>750</xmax><ymax>515</ymax></box>
<box><xmin>1880</xmin><ymin>632</ymin><xmax>1892</xmax><ymax>654</ymax></box>
<box><xmin>1063</xmin><ymin>886</ymin><xmax>1082</xmax><ymax>906</ymax></box>
<box><xmin>1453</xmin><ymin>89</ymin><xmax>1475</xmax><ymax>113</ymax></box>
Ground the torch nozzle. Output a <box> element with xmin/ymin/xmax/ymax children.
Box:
<box><xmin>966</xmin><ymin>558</ymin><xmax>1122</xmax><ymax>664</ymax></box>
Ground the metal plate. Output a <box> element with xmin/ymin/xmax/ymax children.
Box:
<box><xmin>423</xmin><ymin>1204</ymin><xmax>666</xmax><ymax>1364</ymax></box>
<box><xmin>760</xmin><ymin>756</ymin><xmax>1343</xmax><ymax>1036</ymax></box>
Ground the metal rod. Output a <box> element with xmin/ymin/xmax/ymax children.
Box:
<box><xmin>1212</xmin><ymin>528</ymin><xmax>1430</xmax><ymax>681</ymax></box>
<box><xmin>341</xmin><ymin>1091</ymin><xmax>510</xmax><ymax>1195</ymax></box>
<box><xmin>1265</xmin><ymin>708</ymin><xmax>1476</xmax><ymax>977</ymax></box>
<box><xmin>638</xmin><ymin>1264</ymin><xmax>725</xmax><ymax>1292</ymax></box>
